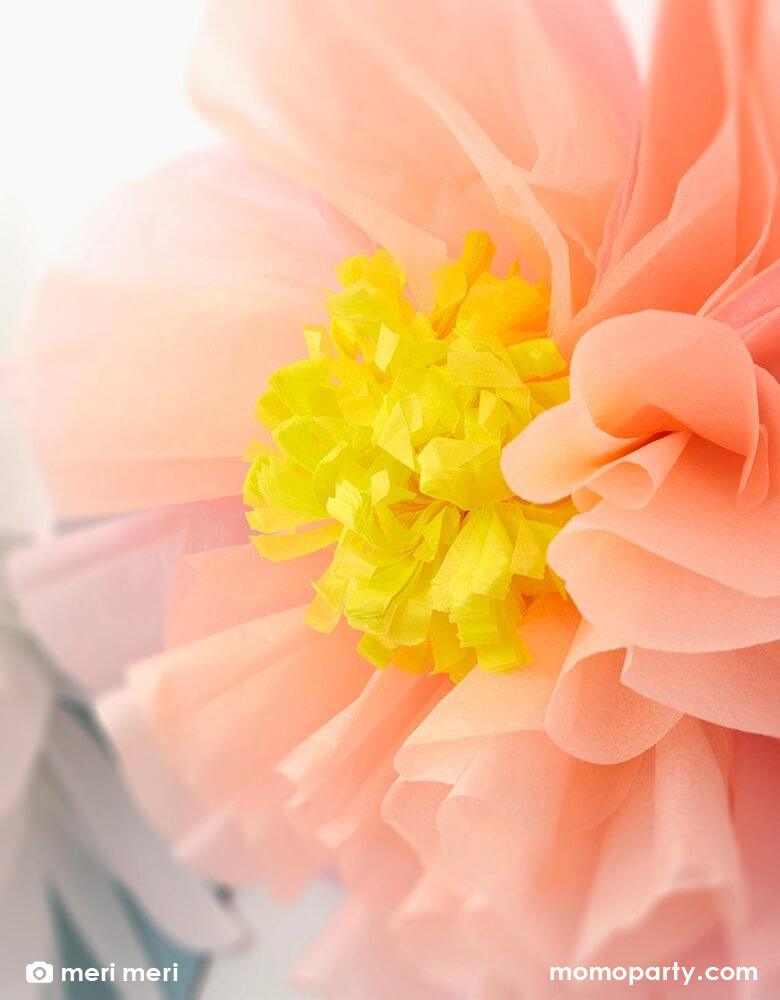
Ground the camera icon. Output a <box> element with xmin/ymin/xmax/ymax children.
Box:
<box><xmin>26</xmin><ymin>962</ymin><xmax>54</xmax><ymax>984</ymax></box>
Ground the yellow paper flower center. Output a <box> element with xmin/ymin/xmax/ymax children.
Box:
<box><xmin>244</xmin><ymin>232</ymin><xmax>574</xmax><ymax>681</ymax></box>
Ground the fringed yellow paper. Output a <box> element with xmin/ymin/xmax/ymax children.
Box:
<box><xmin>245</xmin><ymin>232</ymin><xmax>574</xmax><ymax>680</ymax></box>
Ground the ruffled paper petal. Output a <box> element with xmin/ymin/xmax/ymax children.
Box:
<box><xmin>447</xmin><ymin>732</ymin><xmax>638</xmax><ymax>840</ymax></box>
<box><xmin>501</xmin><ymin>397</ymin><xmax>637</xmax><ymax>505</ymax></box>
<box><xmin>503</xmin><ymin>311</ymin><xmax>762</xmax><ymax>506</ymax></box>
<box><xmin>166</xmin><ymin>543</ymin><xmax>329</xmax><ymax>647</ymax></box>
<box><xmin>544</xmin><ymin>622</ymin><xmax>681</xmax><ymax>765</ymax></box>
<box><xmin>278</xmin><ymin>667</ymin><xmax>449</xmax><ymax>913</ymax></box>
<box><xmin>190</xmin><ymin>0</ymin><xmax>636</xmax><ymax>316</ymax></box>
<box><xmin>549</xmin><ymin>528</ymin><xmax>780</xmax><ymax>653</ymax></box>
<box><xmin>563</xmin><ymin>0</ymin><xmax>780</xmax><ymax>354</ymax></box>
<box><xmin>576</xmin><ymin>719</ymin><xmax>740</xmax><ymax>965</ymax></box>
<box><xmin>623</xmin><ymin>642</ymin><xmax>780</xmax><ymax>740</ymax></box>
<box><xmin>395</xmin><ymin>594</ymin><xmax>578</xmax><ymax>779</ymax></box>
<box><xmin>390</xmin><ymin>873</ymin><xmax>545</xmax><ymax>998</ymax></box>
<box><xmin>566</xmin><ymin>312</ymin><xmax>759</xmax><ymax>454</ymax></box>
<box><xmin>100</xmin><ymin>613</ymin><xmax>352</xmax><ymax>883</ymax></box>
<box><xmin>505</xmin><ymin>307</ymin><xmax>780</xmax><ymax>667</ymax></box>
<box><xmin>731</xmin><ymin>733</ymin><xmax>780</xmax><ymax>988</ymax></box>
<box><xmin>579</xmin><ymin>431</ymin><xmax>690</xmax><ymax>511</ymax></box>
<box><xmin>281</xmin><ymin>669</ymin><xmax>448</xmax><ymax>850</ymax></box>
<box><xmin>8</xmin><ymin>498</ymin><xmax>248</xmax><ymax>692</ymax></box>
<box><xmin>19</xmin><ymin>149</ymin><xmax>367</xmax><ymax>517</ymax></box>
<box><xmin>715</xmin><ymin>260</ymin><xmax>780</xmax><ymax>378</ymax></box>
<box><xmin>383</xmin><ymin>720</ymin><xmax>744</xmax><ymax>993</ymax></box>
<box><xmin>294</xmin><ymin>897</ymin><xmax>445</xmax><ymax>1000</ymax></box>
<box><xmin>557</xmin><ymin>437</ymin><xmax>780</xmax><ymax>600</ymax></box>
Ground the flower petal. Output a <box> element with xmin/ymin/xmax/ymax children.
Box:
<box><xmin>623</xmin><ymin>642</ymin><xmax>780</xmax><ymax>740</ymax></box>
<box><xmin>7</xmin><ymin>498</ymin><xmax>248</xmax><ymax>692</ymax></box>
<box><xmin>549</xmin><ymin>527</ymin><xmax>780</xmax><ymax>652</ymax></box>
<box><xmin>565</xmin><ymin>0</ymin><xmax>780</xmax><ymax>353</ymax></box>
<box><xmin>395</xmin><ymin>594</ymin><xmax>578</xmax><ymax>780</ymax></box>
<box><xmin>562</xmin><ymin>437</ymin><xmax>780</xmax><ymax>600</ymax></box>
<box><xmin>544</xmin><ymin>621</ymin><xmax>681</xmax><ymax>765</ymax></box>
<box><xmin>20</xmin><ymin>149</ymin><xmax>367</xmax><ymax>516</ymax></box>
<box><xmin>166</xmin><ymin>542</ymin><xmax>328</xmax><ymax>647</ymax></box>
<box><xmin>100</xmin><ymin>611</ymin><xmax>375</xmax><ymax>890</ymax></box>
<box><xmin>190</xmin><ymin>0</ymin><xmax>636</xmax><ymax>317</ymax></box>
<box><xmin>576</xmin><ymin>718</ymin><xmax>740</xmax><ymax>965</ymax></box>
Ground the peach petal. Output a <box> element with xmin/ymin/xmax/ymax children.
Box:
<box><xmin>563</xmin><ymin>0</ymin><xmax>779</xmax><ymax>353</ymax></box>
<box><xmin>381</xmin><ymin>781</ymin><xmax>450</xmax><ymax>872</ymax></box>
<box><xmin>755</xmin><ymin>0</ymin><xmax>780</xmax><ymax>265</ymax></box>
<box><xmin>568</xmin><ymin>437</ymin><xmax>780</xmax><ymax>599</ymax></box>
<box><xmin>389</xmin><ymin>875</ymin><xmax>505</xmax><ymax>998</ymax></box>
<box><xmin>501</xmin><ymin>398</ymin><xmax>636</xmax><ymax>504</ymax></box>
<box><xmin>585</xmin><ymin>431</ymin><xmax>690</xmax><ymax>509</ymax></box>
<box><xmin>98</xmin><ymin>681</ymin><xmax>260</xmax><ymax>884</ymax></box>
<box><xmin>190</xmin><ymin>0</ymin><xmax>635</xmax><ymax>320</ymax></box>
<box><xmin>755</xmin><ymin>364</ymin><xmax>780</xmax><ymax>499</ymax></box>
<box><xmin>446</xmin><ymin>731</ymin><xmax>639</xmax><ymax>838</ymax></box>
<box><xmin>430</xmin><ymin>804</ymin><xmax>602</xmax><ymax>982</ymax></box>
<box><xmin>395</xmin><ymin>595</ymin><xmax>578</xmax><ymax>778</ymax></box>
<box><xmin>550</xmin><ymin>528</ymin><xmax>780</xmax><ymax>652</ymax></box>
<box><xmin>99</xmin><ymin>611</ymin><xmax>375</xmax><ymax>883</ymax></box>
<box><xmin>622</xmin><ymin>642</ymin><xmax>780</xmax><ymax>740</ymax></box>
<box><xmin>715</xmin><ymin>260</ymin><xmax>780</xmax><ymax>378</ymax></box>
<box><xmin>528</xmin><ymin>0</ymin><xmax>639</xmax><ymax>145</ymax></box>
<box><xmin>166</xmin><ymin>543</ymin><xmax>330</xmax><ymax>647</ymax></box>
<box><xmin>503</xmin><ymin>405</ymin><xmax>689</xmax><ymax>508</ymax></box>
<box><xmin>20</xmin><ymin>149</ymin><xmax>366</xmax><ymax>516</ymax></box>
<box><xmin>149</xmin><ymin>619</ymin><xmax>371</xmax><ymax>797</ymax></box>
<box><xmin>389</xmin><ymin>797</ymin><xmax>603</xmax><ymax>990</ymax></box>
<box><xmin>545</xmin><ymin>622</ymin><xmax>681</xmax><ymax>765</ymax></box>
<box><xmin>564</xmin><ymin>119</ymin><xmax>740</xmax><ymax>353</ymax></box>
<box><xmin>279</xmin><ymin>669</ymin><xmax>448</xmax><ymax>881</ymax></box>
<box><xmin>332</xmin><ymin>819</ymin><xmax>422</xmax><ymax>913</ymax></box>
<box><xmin>570</xmin><ymin>312</ymin><xmax>758</xmax><ymax>452</ymax></box>
<box><xmin>731</xmin><ymin>733</ymin><xmax>780</xmax><ymax>982</ymax></box>
<box><xmin>576</xmin><ymin>718</ymin><xmax>741</xmax><ymax>965</ymax></box>
<box><xmin>281</xmin><ymin>668</ymin><xmax>448</xmax><ymax>800</ymax></box>
<box><xmin>504</xmin><ymin>310</ymin><xmax>765</xmax><ymax>512</ymax></box>
<box><xmin>293</xmin><ymin>897</ymin><xmax>444</xmax><ymax>1000</ymax></box>
<box><xmin>611</xmin><ymin>2</ymin><xmax>738</xmax><ymax>257</ymax></box>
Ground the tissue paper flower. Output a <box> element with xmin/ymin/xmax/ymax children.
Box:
<box><xmin>0</xmin><ymin>398</ymin><xmax>244</xmax><ymax>997</ymax></box>
<box><xmin>0</xmin><ymin>645</ymin><xmax>242</xmax><ymax>1000</ymax></box>
<box><xmin>9</xmin><ymin>0</ymin><xmax>780</xmax><ymax>996</ymax></box>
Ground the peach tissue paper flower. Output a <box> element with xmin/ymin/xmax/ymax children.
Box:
<box><xmin>7</xmin><ymin>0</ymin><xmax>780</xmax><ymax>996</ymax></box>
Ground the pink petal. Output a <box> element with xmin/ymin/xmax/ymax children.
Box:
<box><xmin>20</xmin><ymin>148</ymin><xmax>367</xmax><ymax>517</ymax></box>
<box><xmin>731</xmin><ymin>733</ymin><xmax>780</xmax><ymax>984</ymax></box>
<box><xmin>564</xmin><ymin>0</ymin><xmax>780</xmax><ymax>353</ymax></box>
<box><xmin>549</xmin><ymin>528</ymin><xmax>780</xmax><ymax>652</ymax></box>
<box><xmin>562</xmin><ymin>437</ymin><xmax>780</xmax><ymax>600</ymax></box>
<box><xmin>577</xmin><ymin>718</ymin><xmax>740</xmax><ymax>965</ymax></box>
<box><xmin>190</xmin><ymin>0</ymin><xmax>636</xmax><ymax>316</ymax></box>
<box><xmin>714</xmin><ymin>259</ymin><xmax>780</xmax><ymax>378</ymax></box>
<box><xmin>544</xmin><ymin>621</ymin><xmax>681</xmax><ymax>765</ymax></box>
<box><xmin>395</xmin><ymin>595</ymin><xmax>579</xmax><ymax>779</ymax></box>
<box><xmin>623</xmin><ymin>642</ymin><xmax>780</xmax><ymax>740</ymax></box>
<box><xmin>166</xmin><ymin>543</ymin><xmax>329</xmax><ymax>647</ymax></box>
<box><xmin>569</xmin><ymin>312</ymin><xmax>759</xmax><ymax>454</ymax></box>
<box><xmin>8</xmin><ymin>498</ymin><xmax>247</xmax><ymax>692</ymax></box>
